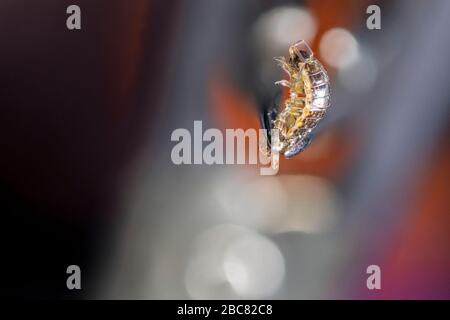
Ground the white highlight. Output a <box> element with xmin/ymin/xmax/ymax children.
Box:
<box><xmin>253</xmin><ymin>6</ymin><xmax>318</xmax><ymax>69</ymax></box>
<box><xmin>184</xmin><ymin>225</ymin><xmax>285</xmax><ymax>299</ymax></box>
<box><xmin>319</xmin><ymin>28</ymin><xmax>359</xmax><ymax>69</ymax></box>
<box><xmin>223</xmin><ymin>234</ymin><xmax>285</xmax><ymax>298</ymax></box>
<box><xmin>338</xmin><ymin>48</ymin><xmax>378</xmax><ymax>93</ymax></box>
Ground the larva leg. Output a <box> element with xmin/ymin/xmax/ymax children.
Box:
<box><xmin>274</xmin><ymin>57</ymin><xmax>293</xmax><ymax>77</ymax></box>
<box><xmin>275</xmin><ymin>80</ymin><xmax>291</xmax><ymax>88</ymax></box>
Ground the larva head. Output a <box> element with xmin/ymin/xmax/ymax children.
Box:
<box><xmin>288</xmin><ymin>40</ymin><xmax>313</xmax><ymax>69</ymax></box>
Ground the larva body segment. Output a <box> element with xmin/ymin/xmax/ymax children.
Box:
<box><xmin>273</xmin><ymin>40</ymin><xmax>331</xmax><ymax>157</ymax></box>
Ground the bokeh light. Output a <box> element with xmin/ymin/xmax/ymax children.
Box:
<box><xmin>254</xmin><ymin>6</ymin><xmax>317</xmax><ymax>57</ymax></box>
<box><xmin>338</xmin><ymin>47</ymin><xmax>378</xmax><ymax>93</ymax></box>
<box><xmin>184</xmin><ymin>224</ymin><xmax>285</xmax><ymax>299</ymax></box>
<box><xmin>319</xmin><ymin>27</ymin><xmax>359</xmax><ymax>69</ymax></box>
<box><xmin>214</xmin><ymin>174</ymin><xmax>340</xmax><ymax>234</ymax></box>
<box><xmin>224</xmin><ymin>233</ymin><xmax>285</xmax><ymax>298</ymax></box>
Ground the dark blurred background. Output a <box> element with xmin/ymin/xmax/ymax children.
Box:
<box><xmin>0</xmin><ymin>0</ymin><xmax>449</xmax><ymax>299</ymax></box>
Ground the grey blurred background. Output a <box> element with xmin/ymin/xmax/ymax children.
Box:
<box><xmin>0</xmin><ymin>0</ymin><xmax>448</xmax><ymax>299</ymax></box>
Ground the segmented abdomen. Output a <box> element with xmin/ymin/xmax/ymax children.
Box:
<box><xmin>274</xmin><ymin>56</ymin><xmax>331</xmax><ymax>155</ymax></box>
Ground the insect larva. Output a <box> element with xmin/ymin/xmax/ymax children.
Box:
<box><xmin>272</xmin><ymin>40</ymin><xmax>331</xmax><ymax>158</ymax></box>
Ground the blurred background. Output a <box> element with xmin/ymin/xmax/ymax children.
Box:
<box><xmin>0</xmin><ymin>0</ymin><xmax>449</xmax><ymax>299</ymax></box>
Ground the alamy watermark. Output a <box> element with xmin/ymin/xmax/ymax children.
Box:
<box><xmin>366</xmin><ymin>5</ymin><xmax>381</xmax><ymax>30</ymax></box>
<box><xmin>170</xmin><ymin>121</ymin><xmax>280</xmax><ymax>175</ymax></box>
<box><xmin>66</xmin><ymin>5</ymin><xmax>81</xmax><ymax>30</ymax></box>
<box><xmin>366</xmin><ymin>265</ymin><xmax>381</xmax><ymax>290</ymax></box>
<box><xmin>66</xmin><ymin>265</ymin><xmax>81</xmax><ymax>290</ymax></box>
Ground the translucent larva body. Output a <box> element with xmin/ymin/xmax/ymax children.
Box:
<box><xmin>273</xmin><ymin>40</ymin><xmax>331</xmax><ymax>157</ymax></box>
